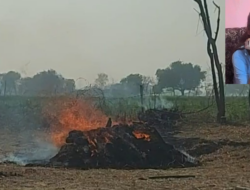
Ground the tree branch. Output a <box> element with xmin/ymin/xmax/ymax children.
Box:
<box><xmin>203</xmin><ymin>0</ymin><xmax>213</xmax><ymax>38</ymax></box>
<box><xmin>213</xmin><ymin>1</ymin><xmax>220</xmax><ymax>41</ymax></box>
<box><xmin>194</xmin><ymin>8</ymin><xmax>205</xmax><ymax>36</ymax></box>
<box><xmin>193</xmin><ymin>0</ymin><xmax>210</xmax><ymax>40</ymax></box>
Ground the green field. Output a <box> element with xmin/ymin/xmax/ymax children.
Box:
<box><xmin>0</xmin><ymin>95</ymin><xmax>248</xmax><ymax>129</ymax></box>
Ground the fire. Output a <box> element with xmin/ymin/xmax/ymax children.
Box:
<box><xmin>43</xmin><ymin>97</ymin><xmax>109</xmax><ymax>147</ymax></box>
<box><xmin>133</xmin><ymin>131</ymin><xmax>150</xmax><ymax>141</ymax></box>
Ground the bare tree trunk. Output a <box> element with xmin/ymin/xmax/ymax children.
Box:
<box><xmin>180</xmin><ymin>89</ymin><xmax>185</xmax><ymax>96</ymax></box>
<box><xmin>207</xmin><ymin>40</ymin><xmax>220</xmax><ymax>120</ymax></box>
<box><xmin>193</xmin><ymin>0</ymin><xmax>226</xmax><ymax>123</ymax></box>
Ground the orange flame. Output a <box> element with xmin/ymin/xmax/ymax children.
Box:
<box><xmin>43</xmin><ymin>97</ymin><xmax>109</xmax><ymax>147</ymax></box>
<box><xmin>133</xmin><ymin>131</ymin><xmax>150</xmax><ymax>141</ymax></box>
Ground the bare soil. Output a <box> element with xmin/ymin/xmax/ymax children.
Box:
<box><xmin>1</xmin><ymin>123</ymin><xmax>250</xmax><ymax>190</ymax></box>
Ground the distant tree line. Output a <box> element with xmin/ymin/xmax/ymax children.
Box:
<box><xmin>0</xmin><ymin>61</ymin><xmax>215</xmax><ymax>97</ymax></box>
<box><xmin>0</xmin><ymin>70</ymin><xmax>75</xmax><ymax>96</ymax></box>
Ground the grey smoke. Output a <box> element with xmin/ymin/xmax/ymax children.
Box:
<box><xmin>102</xmin><ymin>84</ymin><xmax>174</xmax><ymax>109</ymax></box>
<box><xmin>143</xmin><ymin>95</ymin><xmax>174</xmax><ymax>110</ymax></box>
<box><xmin>0</xmin><ymin>130</ymin><xmax>59</xmax><ymax>166</ymax></box>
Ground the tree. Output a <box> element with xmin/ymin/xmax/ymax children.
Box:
<box><xmin>95</xmin><ymin>73</ymin><xmax>109</xmax><ymax>89</ymax></box>
<box><xmin>193</xmin><ymin>0</ymin><xmax>225</xmax><ymax>123</ymax></box>
<box><xmin>2</xmin><ymin>71</ymin><xmax>21</xmax><ymax>95</ymax></box>
<box><xmin>31</xmin><ymin>70</ymin><xmax>63</xmax><ymax>95</ymax></box>
<box><xmin>120</xmin><ymin>74</ymin><xmax>143</xmax><ymax>96</ymax></box>
<box><xmin>120</xmin><ymin>74</ymin><xmax>143</xmax><ymax>85</ymax></box>
<box><xmin>155</xmin><ymin>61</ymin><xmax>206</xmax><ymax>96</ymax></box>
<box><xmin>19</xmin><ymin>69</ymin><xmax>75</xmax><ymax>96</ymax></box>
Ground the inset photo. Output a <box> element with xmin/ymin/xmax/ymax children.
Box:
<box><xmin>226</xmin><ymin>0</ymin><xmax>250</xmax><ymax>84</ymax></box>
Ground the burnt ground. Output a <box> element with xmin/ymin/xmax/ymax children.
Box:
<box><xmin>1</xmin><ymin>123</ymin><xmax>250</xmax><ymax>190</ymax></box>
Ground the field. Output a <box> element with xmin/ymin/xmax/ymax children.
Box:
<box><xmin>1</xmin><ymin>123</ymin><xmax>250</xmax><ymax>190</ymax></box>
<box><xmin>0</xmin><ymin>96</ymin><xmax>250</xmax><ymax>189</ymax></box>
<box><xmin>0</xmin><ymin>95</ymin><xmax>249</xmax><ymax>124</ymax></box>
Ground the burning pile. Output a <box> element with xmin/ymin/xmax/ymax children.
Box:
<box><xmin>37</xmin><ymin>98</ymin><xmax>198</xmax><ymax>169</ymax></box>
<box><xmin>46</xmin><ymin>122</ymin><xmax>197</xmax><ymax>169</ymax></box>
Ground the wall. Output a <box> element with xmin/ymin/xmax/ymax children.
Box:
<box><xmin>226</xmin><ymin>0</ymin><xmax>250</xmax><ymax>28</ymax></box>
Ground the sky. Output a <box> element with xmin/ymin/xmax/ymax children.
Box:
<box><xmin>0</xmin><ymin>0</ymin><xmax>225</xmax><ymax>86</ymax></box>
<box><xmin>226</xmin><ymin>0</ymin><xmax>250</xmax><ymax>28</ymax></box>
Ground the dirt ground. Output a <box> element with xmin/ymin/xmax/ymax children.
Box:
<box><xmin>1</xmin><ymin>123</ymin><xmax>250</xmax><ymax>190</ymax></box>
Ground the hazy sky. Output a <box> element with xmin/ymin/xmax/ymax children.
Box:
<box><xmin>0</xmin><ymin>0</ymin><xmax>225</xmax><ymax>85</ymax></box>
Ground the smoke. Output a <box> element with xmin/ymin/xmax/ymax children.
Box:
<box><xmin>103</xmin><ymin>84</ymin><xmax>174</xmax><ymax>108</ymax></box>
<box><xmin>103</xmin><ymin>83</ymin><xmax>137</xmax><ymax>98</ymax></box>
<box><xmin>143</xmin><ymin>95</ymin><xmax>174</xmax><ymax>110</ymax></box>
<box><xmin>0</xmin><ymin>129</ymin><xmax>58</xmax><ymax>166</ymax></box>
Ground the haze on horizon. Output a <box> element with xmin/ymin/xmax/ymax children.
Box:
<box><xmin>0</xmin><ymin>0</ymin><xmax>225</xmax><ymax>87</ymax></box>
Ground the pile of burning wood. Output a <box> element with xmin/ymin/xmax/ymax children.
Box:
<box><xmin>44</xmin><ymin>109</ymin><xmax>197</xmax><ymax>169</ymax></box>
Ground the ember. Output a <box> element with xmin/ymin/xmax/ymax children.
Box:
<box><xmin>132</xmin><ymin>131</ymin><xmax>150</xmax><ymax>141</ymax></box>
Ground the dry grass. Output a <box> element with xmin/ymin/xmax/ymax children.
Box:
<box><xmin>1</xmin><ymin>124</ymin><xmax>250</xmax><ymax>190</ymax></box>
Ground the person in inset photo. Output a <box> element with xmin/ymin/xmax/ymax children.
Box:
<box><xmin>232</xmin><ymin>13</ymin><xmax>250</xmax><ymax>84</ymax></box>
